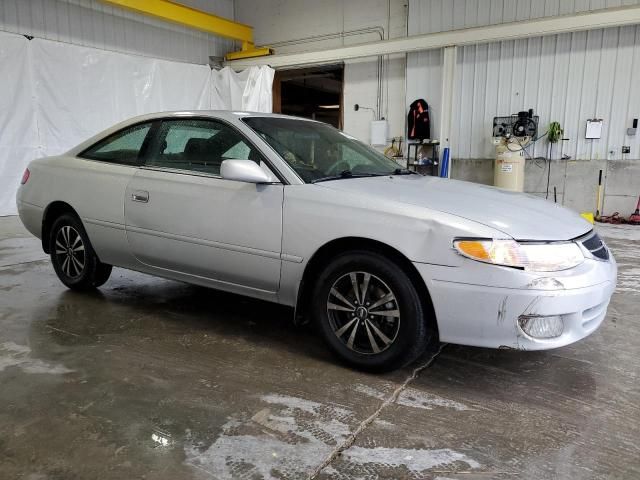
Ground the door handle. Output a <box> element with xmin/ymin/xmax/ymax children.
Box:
<box><xmin>131</xmin><ymin>190</ymin><xmax>149</xmax><ymax>203</ymax></box>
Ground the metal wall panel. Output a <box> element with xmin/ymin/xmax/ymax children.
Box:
<box><xmin>0</xmin><ymin>0</ymin><xmax>234</xmax><ymax>64</ymax></box>
<box><xmin>408</xmin><ymin>0</ymin><xmax>640</xmax><ymax>159</ymax></box>
<box><xmin>409</xmin><ymin>0</ymin><xmax>640</xmax><ymax>35</ymax></box>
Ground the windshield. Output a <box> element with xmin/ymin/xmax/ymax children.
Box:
<box><xmin>242</xmin><ymin>117</ymin><xmax>406</xmax><ymax>183</ymax></box>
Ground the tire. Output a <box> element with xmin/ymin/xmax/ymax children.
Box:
<box><xmin>49</xmin><ymin>213</ymin><xmax>112</xmax><ymax>290</ymax></box>
<box><xmin>311</xmin><ymin>251</ymin><xmax>432</xmax><ymax>372</ymax></box>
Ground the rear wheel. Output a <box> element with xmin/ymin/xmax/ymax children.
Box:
<box><xmin>50</xmin><ymin>214</ymin><xmax>112</xmax><ymax>290</ymax></box>
<box><xmin>312</xmin><ymin>251</ymin><xmax>432</xmax><ymax>372</ymax></box>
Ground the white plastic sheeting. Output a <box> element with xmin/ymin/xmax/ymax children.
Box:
<box><xmin>211</xmin><ymin>66</ymin><xmax>274</xmax><ymax>112</ymax></box>
<box><xmin>0</xmin><ymin>32</ymin><xmax>273</xmax><ymax>216</ymax></box>
<box><xmin>32</xmin><ymin>38</ymin><xmax>211</xmax><ymax>157</ymax></box>
<box><xmin>0</xmin><ymin>33</ymin><xmax>41</xmax><ymax>218</ymax></box>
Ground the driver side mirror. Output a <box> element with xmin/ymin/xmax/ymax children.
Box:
<box><xmin>220</xmin><ymin>159</ymin><xmax>271</xmax><ymax>184</ymax></box>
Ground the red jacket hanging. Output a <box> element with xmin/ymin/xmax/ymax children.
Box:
<box><xmin>408</xmin><ymin>99</ymin><xmax>431</xmax><ymax>140</ymax></box>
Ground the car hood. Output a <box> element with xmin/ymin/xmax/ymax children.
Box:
<box><xmin>316</xmin><ymin>174</ymin><xmax>592</xmax><ymax>241</ymax></box>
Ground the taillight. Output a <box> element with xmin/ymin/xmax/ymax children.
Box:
<box><xmin>20</xmin><ymin>168</ymin><xmax>30</xmax><ymax>185</ymax></box>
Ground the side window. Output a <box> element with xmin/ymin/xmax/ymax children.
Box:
<box><xmin>80</xmin><ymin>123</ymin><xmax>152</xmax><ymax>165</ymax></box>
<box><xmin>147</xmin><ymin>119</ymin><xmax>264</xmax><ymax>176</ymax></box>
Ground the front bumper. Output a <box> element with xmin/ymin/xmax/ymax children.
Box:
<box><xmin>415</xmin><ymin>254</ymin><xmax>617</xmax><ymax>350</ymax></box>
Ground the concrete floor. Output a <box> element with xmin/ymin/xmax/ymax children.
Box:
<box><xmin>0</xmin><ymin>215</ymin><xmax>638</xmax><ymax>480</ymax></box>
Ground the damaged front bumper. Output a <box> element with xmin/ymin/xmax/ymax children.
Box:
<box><xmin>415</xmin><ymin>253</ymin><xmax>617</xmax><ymax>350</ymax></box>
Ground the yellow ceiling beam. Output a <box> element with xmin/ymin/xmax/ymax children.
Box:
<box><xmin>225</xmin><ymin>46</ymin><xmax>273</xmax><ymax>61</ymax></box>
<box><xmin>102</xmin><ymin>0</ymin><xmax>272</xmax><ymax>59</ymax></box>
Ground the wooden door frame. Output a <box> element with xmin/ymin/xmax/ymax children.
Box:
<box><xmin>272</xmin><ymin>70</ymin><xmax>282</xmax><ymax>114</ymax></box>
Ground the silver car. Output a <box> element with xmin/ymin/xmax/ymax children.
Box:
<box><xmin>16</xmin><ymin>111</ymin><xmax>617</xmax><ymax>371</ymax></box>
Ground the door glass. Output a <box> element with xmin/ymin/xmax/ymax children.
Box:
<box><xmin>163</xmin><ymin>123</ymin><xmax>216</xmax><ymax>154</ymax></box>
<box><xmin>148</xmin><ymin>119</ymin><xmax>264</xmax><ymax>175</ymax></box>
<box><xmin>80</xmin><ymin>123</ymin><xmax>152</xmax><ymax>165</ymax></box>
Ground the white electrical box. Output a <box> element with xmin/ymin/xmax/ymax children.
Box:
<box><xmin>586</xmin><ymin>119</ymin><xmax>603</xmax><ymax>139</ymax></box>
<box><xmin>370</xmin><ymin>120</ymin><xmax>388</xmax><ymax>146</ymax></box>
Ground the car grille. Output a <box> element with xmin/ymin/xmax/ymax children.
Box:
<box><xmin>581</xmin><ymin>232</ymin><xmax>609</xmax><ymax>260</ymax></box>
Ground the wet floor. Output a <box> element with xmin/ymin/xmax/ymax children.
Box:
<box><xmin>0</xmin><ymin>215</ymin><xmax>638</xmax><ymax>479</ymax></box>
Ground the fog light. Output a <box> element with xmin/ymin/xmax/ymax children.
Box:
<box><xmin>518</xmin><ymin>315</ymin><xmax>563</xmax><ymax>339</ymax></box>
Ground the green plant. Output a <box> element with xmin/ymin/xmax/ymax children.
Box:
<box><xmin>548</xmin><ymin>121</ymin><xmax>563</xmax><ymax>143</ymax></box>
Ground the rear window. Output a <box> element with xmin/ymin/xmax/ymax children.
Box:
<box><xmin>80</xmin><ymin>123</ymin><xmax>152</xmax><ymax>165</ymax></box>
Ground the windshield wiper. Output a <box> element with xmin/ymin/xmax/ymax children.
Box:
<box><xmin>312</xmin><ymin>168</ymin><xmax>415</xmax><ymax>183</ymax></box>
<box><xmin>391</xmin><ymin>168</ymin><xmax>414</xmax><ymax>175</ymax></box>
<box><xmin>311</xmin><ymin>170</ymin><xmax>384</xmax><ymax>183</ymax></box>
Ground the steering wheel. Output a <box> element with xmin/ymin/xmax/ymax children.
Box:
<box><xmin>325</xmin><ymin>161</ymin><xmax>351</xmax><ymax>176</ymax></box>
<box><xmin>284</xmin><ymin>151</ymin><xmax>316</xmax><ymax>168</ymax></box>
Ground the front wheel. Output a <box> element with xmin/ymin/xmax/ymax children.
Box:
<box><xmin>50</xmin><ymin>214</ymin><xmax>112</xmax><ymax>290</ymax></box>
<box><xmin>312</xmin><ymin>251</ymin><xmax>432</xmax><ymax>372</ymax></box>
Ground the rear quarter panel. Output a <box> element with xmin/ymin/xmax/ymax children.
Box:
<box><xmin>19</xmin><ymin>155</ymin><xmax>138</xmax><ymax>266</ymax></box>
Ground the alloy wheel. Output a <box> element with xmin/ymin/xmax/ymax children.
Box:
<box><xmin>326</xmin><ymin>271</ymin><xmax>401</xmax><ymax>355</ymax></box>
<box><xmin>54</xmin><ymin>225</ymin><xmax>86</xmax><ymax>279</ymax></box>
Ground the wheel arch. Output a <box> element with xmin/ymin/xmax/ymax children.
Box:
<box><xmin>295</xmin><ymin>236</ymin><xmax>439</xmax><ymax>337</ymax></box>
<box><xmin>41</xmin><ymin>201</ymin><xmax>80</xmax><ymax>253</ymax></box>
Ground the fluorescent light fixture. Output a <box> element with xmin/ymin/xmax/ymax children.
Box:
<box><xmin>318</xmin><ymin>104</ymin><xmax>340</xmax><ymax>109</ymax></box>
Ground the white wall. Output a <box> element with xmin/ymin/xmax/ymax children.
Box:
<box><xmin>407</xmin><ymin>0</ymin><xmax>640</xmax><ymax>34</ymax></box>
<box><xmin>0</xmin><ymin>0</ymin><xmax>234</xmax><ymax>64</ymax></box>
<box><xmin>237</xmin><ymin>0</ymin><xmax>639</xmax><ymax>213</ymax></box>
<box><xmin>235</xmin><ymin>0</ymin><xmax>408</xmax><ymax>144</ymax></box>
<box><xmin>407</xmin><ymin>0</ymin><xmax>640</xmax><ymax>161</ymax></box>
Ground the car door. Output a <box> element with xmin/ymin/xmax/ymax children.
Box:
<box><xmin>124</xmin><ymin>117</ymin><xmax>284</xmax><ymax>295</ymax></box>
<box><xmin>74</xmin><ymin>121</ymin><xmax>155</xmax><ymax>267</ymax></box>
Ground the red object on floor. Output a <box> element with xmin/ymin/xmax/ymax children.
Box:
<box><xmin>597</xmin><ymin>212</ymin><xmax>627</xmax><ymax>224</ymax></box>
<box><xmin>629</xmin><ymin>196</ymin><xmax>640</xmax><ymax>225</ymax></box>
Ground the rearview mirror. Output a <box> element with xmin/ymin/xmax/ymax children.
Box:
<box><xmin>220</xmin><ymin>159</ymin><xmax>271</xmax><ymax>184</ymax></box>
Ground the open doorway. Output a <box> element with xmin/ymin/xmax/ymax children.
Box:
<box><xmin>273</xmin><ymin>64</ymin><xmax>344</xmax><ymax>128</ymax></box>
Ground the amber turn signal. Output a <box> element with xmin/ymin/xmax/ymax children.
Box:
<box><xmin>454</xmin><ymin>240</ymin><xmax>491</xmax><ymax>261</ymax></box>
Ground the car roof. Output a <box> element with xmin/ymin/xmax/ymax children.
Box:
<box><xmin>65</xmin><ymin>111</ymin><xmax>321</xmax><ymax>157</ymax></box>
<box><xmin>119</xmin><ymin>110</ymin><xmax>320</xmax><ymax>124</ymax></box>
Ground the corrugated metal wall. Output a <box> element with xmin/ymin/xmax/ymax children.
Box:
<box><xmin>407</xmin><ymin>0</ymin><xmax>640</xmax><ymax>160</ymax></box>
<box><xmin>0</xmin><ymin>0</ymin><xmax>234</xmax><ymax>64</ymax></box>
<box><xmin>408</xmin><ymin>0</ymin><xmax>640</xmax><ymax>34</ymax></box>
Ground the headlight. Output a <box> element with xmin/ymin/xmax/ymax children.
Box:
<box><xmin>453</xmin><ymin>239</ymin><xmax>584</xmax><ymax>272</ymax></box>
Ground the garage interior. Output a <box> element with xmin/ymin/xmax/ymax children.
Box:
<box><xmin>1</xmin><ymin>0</ymin><xmax>639</xmax><ymax>479</ymax></box>
<box><xmin>274</xmin><ymin>65</ymin><xmax>344</xmax><ymax>128</ymax></box>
